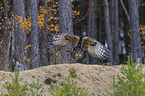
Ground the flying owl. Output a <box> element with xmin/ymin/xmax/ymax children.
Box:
<box><xmin>51</xmin><ymin>33</ymin><xmax>110</xmax><ymax>60</ymax></box>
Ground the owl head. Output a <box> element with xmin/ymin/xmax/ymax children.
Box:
<box><xmin>70</xmin><ymin>47</ymin><xmax>84</xmax><ymax>60</ymax></box>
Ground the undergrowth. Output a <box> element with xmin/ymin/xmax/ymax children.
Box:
<box><xmin>2</xmin><ymin>67</ymin><xmax>28</xmax><ymax>96</ymax></box>
<box><xmin>69</xmin><ymin>67</ymin><xmax>77</xmax><ymax>78</ymax></box>
<box><xmin>48</xmin><ymin>76</ymin><xmax>90</xmax><ymax>96</ymax></box>
<box><xmin>0</xmin><ymin>67</ymin><xmax>91</xmax><ymax>96</ymax></box>
<box><xmin>104</xmin><ymin>56</ymin><xmax>145</xmax><ymax>96</ymax></box>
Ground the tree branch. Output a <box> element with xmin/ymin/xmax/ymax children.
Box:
<box><xmin>73</xmin><ymin>13</ymin><xmax>88</xmax><ymax>25</ymax></box>
<box><xmin>137</xmin><ymin>0</ymin><xmax>141</xmax><ymax>7</ymax></box>
<box><xmin>139</xmin><ymin>3</ymin><xmax>145</xmax><ymax>6</ymax></box>
<box><xmin>120</xmin><ymin>0</ymin><xmax>130</xmax><ymax>23</ymax></box>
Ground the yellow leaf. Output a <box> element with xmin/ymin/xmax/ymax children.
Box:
<box><xmin>55</xmin><ymin>25</ymin><xmax>59</xmax><ymax>32</ymax></box>
<box><xmin>23</xmin><ymin>56</ymin><xmax>27</xmax><ymax>60</ymax></box>
<box><xmin>27</xmin><ymin>59</ymin><xmax>30</xmax><ymax>62</ymax></box>
<box><xmin>28</xmin><ymin>45</ymin><xmax>31</xmax><ymax>47</ymax></box>
<box><xmin>51</xmin><ymin>24</ymin><xmax>54</xmax><ymax>27</ymax></box>
<box><xmin>54</xmin><ymin>17</ymin><xmax>59</xmax><ymax>20</ymax></box>
<box><xmin>48</xmin><ymin>27</ymin><xmax>50</xmax><ymax>30</ymax></box>
<box><xmin>72</xmin><ymin>4</ymin><xmax>74</xmax><ymax>8</ymax></box>
<box><xmin>51</xmin><ymin>28</ymin><xmax>54</xmax><ymax>31</ymax></box>
<box><xmin>20</xmin><ymin>26</ymin><xmax>24</xmax><ymax>29</ymax></box>
<box><xmin>77</xmin><ymin>11</ymin><xmax>80</xmax><ymax>15</ymax></box>
<box><xmin>56</xmin><ymin>2</ymin><xmax>58</xmax><ymax>4</ymax></box>
<box><xmin>50</xmin><ymin>17</ymin><xmax>53</xmax><ymax>19</ymax></box>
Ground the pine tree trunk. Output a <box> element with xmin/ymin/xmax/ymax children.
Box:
<box><xmin>58</xmin><ymin>0</ymin><xmax>73</xmax><ymax>63</ymax></box>
<box><xmin>3</xmin><ymin>0</ymin><xmax>9</xmax><ymax>70</ymax></box>
<box><xmin>25</xmin><ymin>0</ymin><xmax>31</xmax><ymax>18</ymax></box>
<box><xmin>104</xmin><ymin>0</ymin><xmax>113</xmax><ymax>63</ymax></box>
<box><xmin>59</xmin><ymin>0</ymin><xmax>73</xmax><ymax>34</ymax></box>
<box><xmin>30</xmin><ymin>0</ymin><xmax>40</xmax><ymax>68</ymax></box>
<box><xmin>40</xmin><ymin>0</ymin><xmax>49</xmax><ymax>66</ymax></box>
<box><xmin>129</xmin><ymin>0</ymin><xmax>143</xmax><ymax>63</ymax></box>
<box><xmin>88</xmin><ymin>0</ymin><xmax>99</xmax><ymax>64</ymax></box>
<box><xmin>13</xmin><ymin>0</ymin><xmax>27</xmax><ymax>69</ymax></box>
<box><xmin>112</xmin><ymin>0</ymin><xmax>119</xmax><ymax>64</ymax></box>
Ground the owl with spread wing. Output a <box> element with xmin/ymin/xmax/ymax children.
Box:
<box><xmin>51</xmin><ymin>33</ymin><xmax>110</xmax><ymax>60</ymax></box>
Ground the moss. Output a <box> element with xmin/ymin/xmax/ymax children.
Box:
<box><xmin>52</xmin><ymin>79</ymin><xmax>57</xmax><ymax>83</ymax></box>
<box><xmin>32</xmin><ymin>75</ymin><xmax>35</xmax><ymax>78</ymax></box>
<box><xmin>45</xmin><ymin>78</ymin><xmax>53</xmax><ymax>85</ymax></box>
<box><xmin>57</xmin><ymin>73</ymin><xmax>61</xmax><ymax>77</ymax></box>
<box><xmin>53</xmin><ymin>75</ymin><xmax>56</xmax><ymax>78</ymax></box>
<box><xmin>45</xmin><ymin>78</ymin><xmax>57</xmax><ymax>85</ymax></box>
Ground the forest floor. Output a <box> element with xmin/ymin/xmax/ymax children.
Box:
<box><xmin>0</xmin><ymin>64</ymin><xmax>135</xmax><ymax>95</ymax></box>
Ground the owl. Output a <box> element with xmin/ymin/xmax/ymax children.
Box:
<box><xmin>70</xmin><ymin>47</ymin><xmax>84</xmax><ymax>60</ymax></box>
<box><xmin>51</xmin><ymin>33</ymin><xmax>110</xmax><ymax>60</ymax></box>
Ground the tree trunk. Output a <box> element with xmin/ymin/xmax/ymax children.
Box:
<box><xmin>25</xmin><ymin>0</ymin><xmax>31</xmax><ymax>18</ymax></box>
<box><xmin>99</xmin><ymin>0</ymin><xmax>103</xmax><ymax>42</ymax></box>
<box><xmin>3</xmin><ymin>0</ymin><xmax>9</xmax><ymax>70</ymax></box>
<box><xmin>58</xmin><ymin>0</ymin><xmax>73</xmax><ymax>63</ymax></box>
<box><xmin>111</xmin><ymin>0</ymin><xmax>119</xmax><ymax>64</ymax></box>
<box><xmin>13</xmin><ymin>0</ymin><xmax>27</xmax><ymax>68</ymax></box>
<box><xmin>104</xmin><ymin>0</ymin><xmax>113</xmax><ymax>63</ymax></box>
<box><xmin>88</xmin><ymin>0</ymin><xmax>99</xmax><ymax>64</ymax></box>
<box><xmin>59</xmin><ymin>0</ymin><xmax>73</xmax><ymax>34</ymax></box>
<box><xmin>129</xmin><ymin>0</ymin><xmax>143</xmax><ymax>63</ymax></box>
<box><xmin>40</xmin><ymin>0</ymin><xmax>49</xmax><ymax>66</ymax></box>
<box><xmin>30</xmin><ymin>0</ymin><xmax>40</xmax><ymax>68</ymax></box>
<box><xmin>114</xmin><ymin>0</ymin><xmax>119</xmax><ymax>64</ymax></box>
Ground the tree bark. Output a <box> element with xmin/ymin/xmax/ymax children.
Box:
<box><xmin>114</xmin><ymin>0</ymin><xmax>119</xmax><ymax>64</ymax></box>
<box><xmin>3</xmin><ymin>0</ymin><xmax>9</xmax><ymax>70</ymax></box>
<box><xmin>111</xmin><ymin>0</ymin><xmax>119</xmax><ymax>64</ymax></box>
<box><xmin>58</xmin><ymin>0</ymin><xmax>73</xmax><ymax>63</ymax></box>
<box><xmin>13</xmin><ymin>0</ymin><xmax>27</xmax><ymax>68</ymax></box>
<box><xmin>25</xmin><ymin>0</ymin><xmax>31</xmax><ymax>18</ymax></box>
<box><xmin>40</xmin><ymin>0</ymin><xmax>49</xmax><ymax>66</ymax></box>
<box><xmin>59</xmin><ymin>0</ymin><xmax>73</xmax><ymax>34</ymax></box>
<box><xmin>129</xmin><ymin>0</ymin><xmax>143</xmax><ymax>63</ymax></box>
<box><xmin>104</xmin><ymin>0</ymin><xmax>113</xmax><ymax>63</ymax></box>
<box><xmin>88</xmin><ymin>0</ymin><xmax>99</xmax><ymax>64</ymax></box>
<box><xmin>30</xmin><ymin>0</ymin><xmax>40</xmax><ymax>68</ymax></box>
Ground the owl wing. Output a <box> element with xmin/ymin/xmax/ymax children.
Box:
<box><xmin>81</xmin><ymin>37</ymin><xmax>110</xmax><ymax>60</ymax></box>
<box><xmin>51</xmin><ymin>33</ymin><xmax>80</xmax><ymax>52</ymax></box>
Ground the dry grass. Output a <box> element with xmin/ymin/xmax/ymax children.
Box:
<box><xmin>0</xmin><ymin>64</ymin><xmax>126</xmax><ymax>96</ymax></box>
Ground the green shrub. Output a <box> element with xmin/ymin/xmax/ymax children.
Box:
<box><xmin>0</xmin><ymin>76</ymin><xmax>4</xmax><ymax>81</ymax></box>
<box><xmin>104</xmin><ymin>56</ymin><xmax>145</xmax><ymax>96</ymax></box>
<box><xmin>0</xmin><ymin>67</ymin><xmax>91</xmax><ymax>96</ymax></box>
<box><xmin>2</xmin><ymin>67</ymin><xmax>28</xmax><ymax>96</ymax></box>
<box><xmin>29</xmin><ymin>79</ymin><xmax>45</xmax><ymax>96</ymax></box>
<box><xmin>1</xmin><ymin>68</ymin><xmax>45</xmax><ymax>96</ymax></box>
<box><xmin>69</xmin><ymin>67</ymin><xmax>77</xmax><ymax>78</ymax></box>
<box><xmin>48</xmin><ymin>76</ymin><xmax>91</xmax><ymax>96</ymax></box>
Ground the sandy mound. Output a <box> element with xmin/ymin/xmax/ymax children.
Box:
<box><xmin>0</xmin><ymin>64</ymin><xmax>123</xmax><ymax>95</ymax></box>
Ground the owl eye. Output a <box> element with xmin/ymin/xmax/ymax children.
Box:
<box><xmin>80</xmin><ymin>52</ymin><xmax>82</xmax><ymax>54</ymax></box>
<box><xmin>76</xmin><ymin>52</ymin><xmax>78</xmax><ymax>54</ymax></box>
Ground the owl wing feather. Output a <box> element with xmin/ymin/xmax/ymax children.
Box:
<box><xmin>51</xmin><ymin>33</ymin><xmax>80</xmax><ymax>52</ymax></box>
<box><xmin>81</xmin><ymin>37</ymin><xmax>110</xmax><ymax>60</ymax></box>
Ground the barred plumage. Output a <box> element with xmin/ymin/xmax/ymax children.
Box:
<box><xmin>51</xmin><ymin>33</ymin><xmax>110</xmax><ymax>60</ymax></box>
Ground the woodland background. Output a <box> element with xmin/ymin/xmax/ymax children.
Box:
<box><xmin>0</xmin><ymin>0</ymin><xmax>145</xmax><ymax>71</ymax></box>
